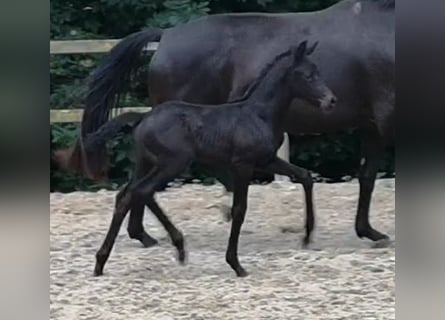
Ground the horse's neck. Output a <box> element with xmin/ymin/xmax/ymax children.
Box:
<box><xmin>247</xmin><ymin>68</ymin><xmax>292</xmax><ymax>112</ymax></box>
<box><xmin>246</xmin><ymin>70</ymin><xmax>293</xmax><ymax>126</ymax></box>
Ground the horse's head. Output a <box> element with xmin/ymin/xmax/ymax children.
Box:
<box><xmin>288</xmin><ymin>40</ymin><xmax>337</xmax><ymax>111</ymax></box>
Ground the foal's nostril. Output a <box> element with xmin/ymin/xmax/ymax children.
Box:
<box><xmin>330</xmin><ymin>96</ymin><xmax>337</xmax><ymax>106</ymax></box>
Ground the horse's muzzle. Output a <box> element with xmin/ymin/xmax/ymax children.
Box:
<box><xmin>320</xmin><ymin>94</ymin><xmax>337</xmax><ymax>111</ymax></box>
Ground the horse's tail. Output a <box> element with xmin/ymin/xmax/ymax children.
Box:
<box><xmin>54</xmin><ymin>112</ymin><xmax>146</xmax><ymax>181</ymax></box>
<box><xmin>55</xmin><ymin>28</ymin><xmax>163</xmax><ymax>180</ymax></box>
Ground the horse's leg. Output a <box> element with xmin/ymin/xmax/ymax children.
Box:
<box><xmin>127</xmin><ymin>203</ymin><xmax>158</xmax><ymax>248</ymax></box>
<box><xmin>131</xmin><ymin>157</ymin><xmax>190</xmax><ymax>262</ymax></box>
<box><xmin>355</xmin><ymin>133</ymin><xmax>389</xmax><ymax>241</ymax></box>
<box><xmin>257</xmin><ymin>157</ymin><xmax>314</xmax><ymax>246</ymax></box>
<box><xmin>225</xmin><ymin>165</ymin><xmax>253</xmax><ymax>277</ymax></box>
<box><xmin>94</xmin><ymin>185</ymin><xmax>133</xmax><ymax>276</ymax></box>
<box><xmin>212</xmin><ymin>168</ymin><xmax>234</xmax><ymax>221</ymax></box>
<box><xmin>146</xmin><ymin>197</ymin><xmax>186</xmax><ymax>263</ymax></box>
<box><xmin>126</xmin><ymin>161</ymin><xmax>158</xmax><ymax>248</ymax></box>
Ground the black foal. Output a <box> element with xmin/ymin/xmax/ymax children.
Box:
<box><xmin>90</xmin><ymin>40</ymin><xmax>336</xmax><ymax>277</ymax></box>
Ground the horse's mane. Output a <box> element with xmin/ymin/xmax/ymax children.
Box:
<box><xmin>228</xmin><ymin>48</ymin><xmax>294</xmax><ymax>104</ymax></box>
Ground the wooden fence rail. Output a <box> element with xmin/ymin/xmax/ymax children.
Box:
<box><xmin>50</xmin><ymin>107</ymin><xmax>151</xmax><ymax>123</ymax></box>
<box><xmin>50</xmin><ymin>39</ymin><xmax>158</xmax><ymax>54</ymax></box>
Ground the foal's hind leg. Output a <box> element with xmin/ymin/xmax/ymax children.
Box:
<box><xmin>127</xmin><ymin>161</ymin><xmax>159</xmax><ymax>248</ymax></box>
<box><xmin>130</xmin><ymin>158</ymin><xmax>190</xmax><ymax>263</ymax></box>
<box><xmin>127</xmin><ymin>203</ymin><xmax>158</xmax><ymax>248</ymax></box>
<box><xmin>94</xmin><ymin>186</ymin><xmax>133</xmax><ymax>276</ymax></box>
<box><xmin>146</xmin><ymin>197</ymin><xmax>186</xmax><ymax>263</ymax></box>
<box><xmin>257</xmin><ymin>157</ymin><xmax>314</xmax><ymax>246</ymax></box>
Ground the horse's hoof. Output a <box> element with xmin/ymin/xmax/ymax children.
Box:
<box><xmin>301</xmin><ymin>236</ymin><xmax>311</xmax><ymax>248</ymax></box>
<box><xmin>236</xmin><ymin>268</ymin><xmax>249</xmax><ymax>277</ymax></box>
<box><xmin>356</xmin><ymin>225</ymin><xmax>389</xmax><ymax>242</ymax></box>
<box><xmin>177</xmin><ymin>249</ymin><xmax>187</xmax><ymax>265</ymax></box>
<box><xmin>140</xmin><ymin>235</ymin><xmax>159</xmax><ymax>248</ymax></box>
<box><xmin>130</xmin><ymin>231</ymin><xmax>159</xmax><ymax>248</ymax></box>
<box><xmin>93</xmin><ymin>266</ymin><xmax>103</xmax><ymax>277</ymax></box>
<box><xmin>371</xmin><ymin>238</ymin><xmax>393</xmax><ymax>249</ymax></box>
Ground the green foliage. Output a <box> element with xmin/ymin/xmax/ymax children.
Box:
<box><xmin>148</xmin><ymin>0</ymin><xmax>210</xmax><ymax>28</ymax></box>
<box><xmin>290</xmin><ymin>131</ymin><xmax>394</xmax><ymax>181</ymax></box>
<box><xmin>50</xmin><ymin>0</ymin><xmax>394</xmax><ymax>192</ymax></box>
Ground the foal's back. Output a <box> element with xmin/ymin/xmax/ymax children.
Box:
<box><xmin>134</xmin><ymin>101</ymin><xmax>246</xmax><ymax>165</ymax></box>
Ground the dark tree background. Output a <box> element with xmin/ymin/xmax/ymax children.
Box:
<box><xmin>50</xmin><ymin>0</ymin><xmax>394</xmax><ymax>192</ymax></box>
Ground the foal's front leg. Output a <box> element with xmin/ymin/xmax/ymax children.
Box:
<box><xmin>257</xmin><ymin>157</ymin><xmax>314</xmax><ymax>246</ymax></box>
<box><xmin>225</xmin><ymin>165</ymin><xmax>253</xmax><ymax>277</ymax></box>
<box><xmin>205</xmin><ymin>167</ymin><xmax>234</xmax><ymax>222</ymax></box>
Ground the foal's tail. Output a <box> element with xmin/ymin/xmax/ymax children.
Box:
<box><xmin>55</xmin><ymin>28</ymin><xmax>163</xmax><ymax>180</ymax></box>
<box><xmin>82</xmin><ymin>112</ymin><xmax>145</xmax><ymax>155</ymax></box>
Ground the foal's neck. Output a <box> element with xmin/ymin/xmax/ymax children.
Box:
<box><xmin>246</xmin><ymin>67</ymin><xmax>293</xmax><ymax>130</ymax></box>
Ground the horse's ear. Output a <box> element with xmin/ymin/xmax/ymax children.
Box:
<box><xmin>306</xmin><ymin>41</ymin><xmax>319</xmax><ymax>56</ymax></box>
<box><xmin>294</xmin><ymin>40</ymin><xmax>308</xmax><ymax>62</ymax></box>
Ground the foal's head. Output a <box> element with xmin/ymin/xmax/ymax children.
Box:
<box><xmin>288</xmin><ymin>40</ymin><xmax>337</xmax><ymax>111</ymax></box>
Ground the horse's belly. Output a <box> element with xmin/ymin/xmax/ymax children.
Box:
<box><xmin>194</xmin><ymin>147</ymin><xmax>231</xmax><ymax>166</ymax></box>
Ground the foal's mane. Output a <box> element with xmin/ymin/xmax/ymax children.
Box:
<box><xmin>227</xmin><ymin>48</ymin><xmax>294</xmax><ymax>104</ymax></box>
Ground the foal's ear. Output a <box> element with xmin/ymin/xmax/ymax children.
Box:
<box><xmin>306</xmin><ymin>41</ymin><xmax>319</xmax><ymax>56</ymax></box>
<box><xmin>294</xmin><ymin>40</ymin><xmax>308</xmax><ymax>62</ymax></box>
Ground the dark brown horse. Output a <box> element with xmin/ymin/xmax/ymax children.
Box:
<box><xmin>58</xmin><ymin>0</ymin><xmax>394</xmax><ymax>246</ymax></box>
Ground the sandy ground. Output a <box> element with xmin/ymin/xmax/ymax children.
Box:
<box><xmin>50</xmin><ymin>179</ymin><xmax>395</xmax><ymax>320</ymax></box>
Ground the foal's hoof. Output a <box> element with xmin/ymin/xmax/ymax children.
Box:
<box><xmin>177</xmin><ymin>249</ymin><xmax>187</xmax><ymax>265</ymax></box>
<box><xmin>93</xmin><ymin>265</ymin><xmax>104</xmax><ymax>277</ymax></box>
<box><xmin>140</xmin><ymin>235</ymin><xmax>159</xmax><ymax>248</ymax></box>
<box><xmin>130</xmin><ymin>231</ymin><xmax>159</xmax><ymax>248</ymax></box>
<box><xmin>301</xmin><ymin>235</ymin><xmax>311</xmax><ymax>248</ymax></box>
<box><xmin>235</xmin><ymin>268</ymin><xmax>249</xmax><ymax>278</ymax></box>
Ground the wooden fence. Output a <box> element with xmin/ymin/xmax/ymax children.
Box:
<box><xmin>50</xmin><ymin>39</ymin><xmax>158</xmax><ymax>123</ymax></box>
